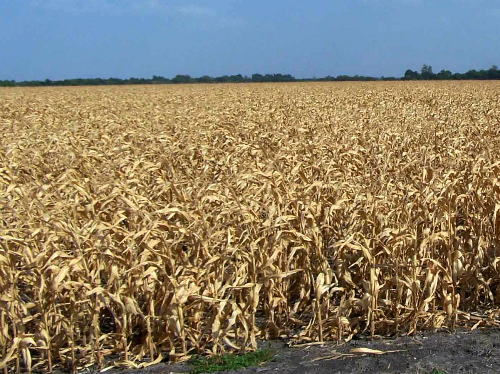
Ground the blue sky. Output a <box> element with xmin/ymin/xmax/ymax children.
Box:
<box><xmin>1</xmin><ymin>0</ymin><xmax>500</xmax><ymax>80</ymax></box>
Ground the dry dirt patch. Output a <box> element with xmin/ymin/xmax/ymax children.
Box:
<box><xmin>91</xmin><ymin>329</ymin><xmax>500</xmax><ymax>374</ymax></box>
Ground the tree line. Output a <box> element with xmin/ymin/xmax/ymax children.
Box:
<box><xmin>403</xmin><ymin>64</ymin><xmax>500</xmax><ymax>80</ymax></box>
<box><xmin>1</xmin><ymin>65</ymin><xmax>500</xmax><ymax>87</ymax></box>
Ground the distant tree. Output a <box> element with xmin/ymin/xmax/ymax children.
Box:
<box><xmin>319</xmin><ymin>75</ymin><xmax>335</xmax><ymax>81</ymax></box>
<box><xmin>420</xmin><ymin>64</ymin><xmax>435</xmax><ymax>79</ymax></box>
<box><xmin>152</xmin><ymin>75</ymin><xmax>170</xmax><ymax>83</ymax></box>
<box><xmin>215</xmin><ymin>75</ymin><xmax>230</xmax><ymax>83</ymax></box>
<box><xmin>108</xmin><ymin>77</ymin><xmax>125</xmax><ymax>85</ymax></box>
<box><xmin>0</xmin><ymin>80</ymin><xmax>16</xmax><ymax>87</ymax></box>
<box><xmin>403</xmin><ymin>69</ymin><xmax>420</xmax><ymax>80</ymax></box>
<box><xmin>336</xmin><ymin>75</ymin><xmax>350</xmax><ymax>81</ymax></box>
<box><xmin>464</xmin><ymin>69</ymin><xmax>479</xmax><ymax>79</ymax></box>
<box><xmin>230</xmin><ymin>74</ymin><xmax>245</xmax><ymax>83</ymax></box>
<box><xmin>172</xmin><ymin>75</ymin><xmax>192</xmax><ymax>84</ymax></box>
<box><xmin>251</xmin><ymin>73</ymin><xmax>264</xmax><ymax>82</ymax></box>
<box><xmin>198</xmin><ymin>75</ymin><xmax>214</xmax><ymax>83</ymax></box>
<box><xmin>488</xmin><ymin>65</ymin><xmax>500</xmax><ymax>79</ymax></box>
<box><xmin>436</xmin><ymin>69</ymin><xmax>453</xmax><ymax>80</ymax></box>
<box><xmin>263</xmin><ymin>74</ymin><xmax>273</xmax><ymax>82</ymax></box>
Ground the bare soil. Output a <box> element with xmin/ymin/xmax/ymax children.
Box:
<box><xmin>81</xmin><ymin>329</ymin><xmax>500</xmax><ymax>374</ymax></box>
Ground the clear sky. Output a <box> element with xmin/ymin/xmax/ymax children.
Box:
<box><xmin>1</xmin><ymin>0</ymin><xmax>500</xmax><ymax>81</ymax></box>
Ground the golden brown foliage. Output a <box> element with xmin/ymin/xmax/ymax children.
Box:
<box><xmin>1</xmin><ymin>82</ymin><xmax>500</xmax><ymax>372</ymax></box>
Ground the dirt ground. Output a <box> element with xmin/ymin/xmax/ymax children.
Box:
<box><xmin>82</xmin><ymin>329</ymin><xmax>500</xmax><ymax>374</ymax></box>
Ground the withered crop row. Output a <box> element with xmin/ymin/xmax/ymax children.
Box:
<box><xmin>1</xmin><ymin>82</ymin><xmax>500</xmax><ymax>372</ymax></box>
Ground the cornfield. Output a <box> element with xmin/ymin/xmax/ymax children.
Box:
<box><xmin>1</xmin><ymin>82</ymin><xmax>500</xmax><ymax>373</ymax></box>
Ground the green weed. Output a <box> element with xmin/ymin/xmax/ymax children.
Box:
<box><xmin>189</xmin><ymin>349</ymin><xmax>274</xmax><ymax>374</ymax></box>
